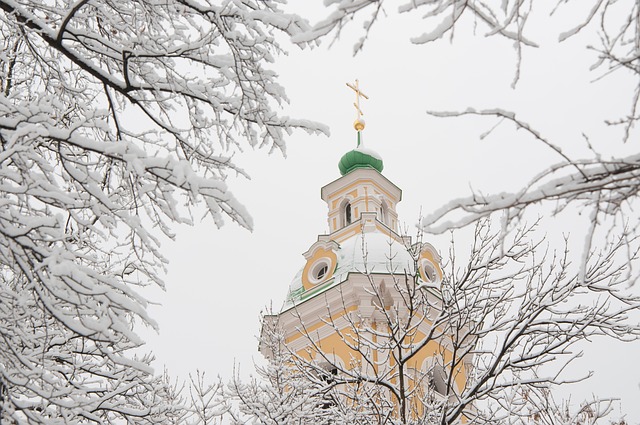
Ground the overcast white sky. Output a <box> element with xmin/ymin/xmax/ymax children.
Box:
<box><xmin>140</xmin><ymin>3</ymin><xmax>639</xmax><ymax>421</ymax></box>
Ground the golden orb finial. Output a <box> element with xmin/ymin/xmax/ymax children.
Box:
<box><xmin>346</xmin><ymin>79</ymin><xmax>368</xmax><ymax>132</ymax></box>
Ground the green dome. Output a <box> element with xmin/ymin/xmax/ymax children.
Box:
<box><xmin>338</xmin><ymin>148</ymin><xmax>384</xmax><ymax>176</ymax></box>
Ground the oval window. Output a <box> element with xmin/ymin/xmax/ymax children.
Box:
<box><xmin>309</xmin><ymin>259</ymin><xmax>332</xmax><ymax>284</ymax></box>
<box><xmin>420</xmin><ymin>261</ymin><xmax>438</xmax><ymax>283</ymax></box>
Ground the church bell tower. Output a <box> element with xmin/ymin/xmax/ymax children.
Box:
<box><xmin>260</xmin><ymin>81</ymin><xmax>471</xmax><ymax>421</ymax></box>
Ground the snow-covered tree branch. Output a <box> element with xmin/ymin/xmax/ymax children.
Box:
<box><xmin>0</xmin><ymin>0</ymin><xmax>325</xmax><ymax>422</ymax></box>
<box><xmin>300</xmin><ymin>0</ymin><xmax>640</xmax><ymax>286</ymax></box>
<box><xmin>256</xmin><ymin>223</ymin><xmax>639</xmax><ymax>424</ymax></box>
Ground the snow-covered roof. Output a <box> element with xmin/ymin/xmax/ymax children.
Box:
<box><xmin>338</xmin><ymin>141</ymin><xmax>384</xmax><ymax>175</ymax></box>
<box><xmin>354</xmin><ymin>144</ymin><xmax>382</xmax><ymax>161</ymax></box>
<box><xmin>283</xmin><ymin>231</ymin><xmax>415</xmax><ymax>310</ymax></box>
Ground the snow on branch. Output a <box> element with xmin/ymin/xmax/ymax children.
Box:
<box><xmin>0</xmin><ymin>0</ymin><xmax>325</xmax><ymax>422</ymax></box>
<box><xmin>297</xmin><ymin>0</ymin><xmax>537</xmax><ymax>63</ymax></box>
<box><xmin>250</xmin><ymin>222</ymin><xmax>639</xmax><ymax>424</ymax></box>
<box><xmin>422</xmin><ymin>149</ymin><xmax>640</xmax><ymax>234</ymax></box>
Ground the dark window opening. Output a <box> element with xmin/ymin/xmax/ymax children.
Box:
<box><xmin>316</xmin><ymin>265</ymin><xmax>328</xmax><ymax>280</ymax></box>
<box><xmin>345</xmin><ymin>203</ymin><xmax>352</xmax><ymax>225</ymax></box>
<box><xmin>321</xmin><ymin>367</ymin><xmax>338</xmax><ymax>383</ymax></box>
<box><xmin>428</xmin><ymin>368</ymin><xmax>447</xmax><ymax>395</ymax></box>
<box><xmin>319</xmin><ymin>367</ymin><xmax>338</xmax><ymax>409</ymax></box>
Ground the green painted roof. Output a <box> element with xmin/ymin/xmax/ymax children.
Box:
<box><xmin>338</xmin><ymin>149</ymin><xmax>384</xmax><ymax>175</ymax></box>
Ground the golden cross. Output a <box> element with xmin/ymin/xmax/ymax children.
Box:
<box><xmin>346</xmin><ymin>79</ymin><xmax>369</xmax><ymax>121</ymax></box>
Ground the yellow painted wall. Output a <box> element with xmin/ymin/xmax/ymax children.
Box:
<box><xmin>286</xmin><ymin>309</ymin><xmax>468</xmax><ymax>393</ymax></box>
<box><xmin>301</xmin><ymin>247</ymin><xmax>338</xmax><ymax>291</ymax></box>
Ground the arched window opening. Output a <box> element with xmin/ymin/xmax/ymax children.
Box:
<box><xmin>428</xmin><ymin>364</ymin><xmax>447</xmax><ymax>395</ymax></box>
<box><xmin>319</xmin><ymin>364</ymin><xmax>339</xmax><ymax>409</ymax></box>
<box><xmin>380</xmin><ymin>200</ymin><xmax>389</xmax><ymax>225</ymax></box>
<box><xmin>345</xmin><ymin>202</ymin><xmax>352</xmax><ymax>226</ymax></box>
<box><xmin>422</xmin><ymin>357</ymin><xmax>449</xmax><ymax>398</ymax></box>
<box><xmin>339</xmin><ymin>198</ymin><xmax>354</xmax><ymax>228</ymax></box>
